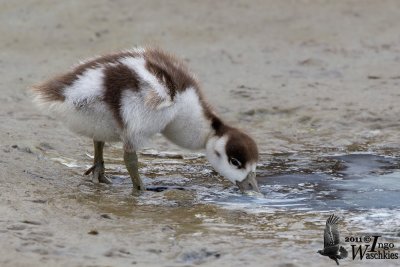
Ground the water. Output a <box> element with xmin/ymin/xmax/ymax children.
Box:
<box><xmin>8</xmin><ymin>128</ymin><xmax>400</xmax><ymax>266</ymax></box>
<box><xmin>210</xmin><ymin>154</ymin><xmax>400</xmax><ymax>211</ymax></box>
<box><xmin>32</xmin><ymin>118</ymin><xmax>400</xmax><ymax>266</ymax></box>
<box><xmin>50</xmin><ymin>148</ymin><xmax>400</xmax><ymax>238</ymax></box>
<box><xmin>85</xmin><ymin>151</ymin><xmax>398</xmax><ymax>213</ymax></box>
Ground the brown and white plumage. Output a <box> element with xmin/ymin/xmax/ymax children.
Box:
<box><xmin>32</xmin><ymin>47</ymin><xmax>260</xmax><ymax>192</ymax></box>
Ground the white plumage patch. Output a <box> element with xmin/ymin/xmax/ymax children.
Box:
<box><xmin>63</xmin><ymin>67</ymin><xmax>121</xmax><ymax>141</ymax></box>
<box><xmin>162</xmin><ymin>88</ymin><xmax>211</xmax><ymax>150</ymax></box>
<box><xmin>119</xmin><ymin>89</ymin><xmax>179</xmax><ymax>149</ymax></box>
<box><xmin>120</xmin><ymin>56</ymin><xmax>173</xmax><ymax>110</ymax></box>
<box><xmin>64</xmin><ymin>67</ymin><xmax>105</xmax><ymax>106</ymax></box>
<box><xmin>36</xmin><ymin>66</ymin><xmax>121</xmax><ymax>141</ymax></box>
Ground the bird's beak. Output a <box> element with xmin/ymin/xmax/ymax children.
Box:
<box><xmin>236</xmin><ymin>171</ymin><xmax>260</xmax><ymax>193</ymax></box>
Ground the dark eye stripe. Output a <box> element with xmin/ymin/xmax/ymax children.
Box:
<box><xmin>215</xmin><ymin>150</ymin><xmax>221</xmax><ymax>157</ymax></box>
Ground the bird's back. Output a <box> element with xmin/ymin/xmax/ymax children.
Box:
<box><xmin>32</xmin><ymin>47</ymin><xmax>205</xmax><ymax>145</ymax></box>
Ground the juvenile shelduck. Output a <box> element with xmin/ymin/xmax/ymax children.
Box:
<box><xmin>32</xmin><ymin>47</ymin><xmax>260</xmax><ymax>192</ymax></box>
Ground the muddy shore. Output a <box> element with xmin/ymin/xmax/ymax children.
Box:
<box><xmin>1</xmin><ymin>1</ymin><xmax>400</xmax><ymax>266</ymax></box>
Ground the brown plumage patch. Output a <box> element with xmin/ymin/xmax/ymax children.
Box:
<box><xmin>32</xmin><ymin>50</ymin><xmax>140</xmax><ymax>102</ymax></box>
<box><xmin>144</xmin><ymin>48</ymin><xmax>198</xmax><ymax>100</ymax></box>
<box><xmin>103</xmin><ymin>63</ymin><xmax>140</xmax><ymax>127</ymax></box>
<box><xmin>143</xmin><ymin>48</ymin><xmax>218</xmax><ymax>121</ymax></box>
<box><xmin>211</xmin><ymin>117</ymin><xmax>225</xmax><ymax>135</ymax></box>
<box><xmin>225</xmin><ymin>128</ymin><xmax>259</xmax><ymax>168</ymax></box>
<box><xmin>33</xmin><ymin>47</ymin><xmax>223</xmax><ymax>136</ymax></box>
<box><xmin>32</xmin><ymin>72</ymin><xmax>73</xmax><ymax>102</ymax></box>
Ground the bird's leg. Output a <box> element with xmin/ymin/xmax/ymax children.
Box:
<box><xmin>334</xmin><ymin>258</ymin><xmax>339</xmax><ymax>265</ymax></box>
<box><xmin>123</xmin><ymin>144</ymin><xmax>145</xmax><ymax>191</ymax></box>
<box><xmin>84</xmin><ymin>140</ymin><xmax>112</xmax><ymax>184</ymax></box>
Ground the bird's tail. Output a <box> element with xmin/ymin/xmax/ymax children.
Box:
<box><xmin>338</xmin><ymin>246</ymin><xmax>348</xmax><ymax>259</ymax></box>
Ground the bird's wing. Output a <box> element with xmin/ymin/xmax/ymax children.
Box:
<box><xmin>324</xmin><ymin>214</ymin><xmax>341</xmax><ymax>248</ymax></box>
<box><xmin>144</xmin><ymin>88</ymin><xmax>173</xmax><ymax>110</ymax></box>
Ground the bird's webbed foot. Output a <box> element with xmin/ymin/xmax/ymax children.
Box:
<box><xmin>84</xmin><ymin>160</ymin><xmax>112</xmax><ymax>184</ymax></box>
<box><xmin>84</xmin><ymin>140</ymin><xmax>112</xmax><ymax>184</ymax></box>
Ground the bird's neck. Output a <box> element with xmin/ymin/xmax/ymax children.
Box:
<box><xmin>162</xmin><ymin>108</ymin><xmax>217</xmax><ymax>150</ymax></box>
<box><xmin>162</xmin><ymin>88</ymin><xmax>226</xmax><ymax>150</ymax></box>
<box><xmin>162</xmin><ymin>118</ymin><xmax>215</xmax><ymax>150</ymax></box>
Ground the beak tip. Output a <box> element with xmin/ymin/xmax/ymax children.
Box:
<box><xmin>236</xmin><ymin>171</ymin><xmax>261</xmax><ymax>194</ymax></box>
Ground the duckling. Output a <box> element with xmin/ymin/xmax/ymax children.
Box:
<box><xmin>32</xmin><ymin>47</ymin><xmax>260</xmax><ymax>192</ymax></box>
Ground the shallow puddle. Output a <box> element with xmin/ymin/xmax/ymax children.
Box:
<box><xmin>212</xmin><ymin>154</ymin><xmax>400</xmax><ymax>211</ymax></box>
<box><xmin>40</xmin><ymin>148</ymin><xmax>400</xmax><ymax>266</ymax></box>
<box><xmin>51</xmin><ymin>149</ymin><xmax>400</xmax><ymax>229</ymax></box>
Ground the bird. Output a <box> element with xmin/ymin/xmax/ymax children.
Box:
<box><xmin>318</xmin><ymin>214</ymin><xmax>348</xmax><ymax>265</ymax></box>
<box><xmin>32</xmin><ymin>47</ymin><xmax>260</xmax><ymax>193</ymax></box>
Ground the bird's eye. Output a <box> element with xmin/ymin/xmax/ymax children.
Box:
<box><xmin>229</xmin><ymin>158</ymin><xmax>242</xmax><ymax>168</ymax></box>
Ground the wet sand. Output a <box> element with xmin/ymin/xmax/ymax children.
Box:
<box><xmin>1</xmin><ymin>0</ymin><xmax>400</xmax><ymax>266</ymax></box>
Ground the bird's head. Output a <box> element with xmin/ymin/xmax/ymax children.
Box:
<box><xmin>206</xmin><ymin>121</ymin><xmax>260</xmax><ymax>193</ymax></box>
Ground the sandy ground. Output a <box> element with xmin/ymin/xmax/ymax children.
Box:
<box><xmin>1</xmin><ymin>0</ymin><xmax>400</xmax><ymax>266</ymax></box>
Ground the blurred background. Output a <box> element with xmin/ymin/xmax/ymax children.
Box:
<box><xmin>2</xmin><ymin>0</ymin><xmax>400</xmax><ymax>153</ymax></box>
